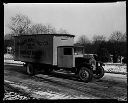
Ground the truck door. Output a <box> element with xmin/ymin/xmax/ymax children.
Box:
<box><xmin>57</xmin><ymin>47</ymin><xmax>73</xmax><ymax>68</ymax></box>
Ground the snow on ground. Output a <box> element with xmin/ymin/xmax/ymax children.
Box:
<box><xmin>4</xmin><ymin>80</ymin><xmax>30</xmax><ymax>91</ymax></box>
<box><xmin>4</xmin><ymin>80</ymin><xmax>34</xmax><ymax>100</ymax></box>
<box><xmin>4</xmin><ymin>90</ymin><xmax>29</xmax><ymax>100</ymax></box>
<box><xmin>4</xmin><ymin>80</ymin><xmax>15</xmax><ymax>84</ymax></box>
<box><xmin>104</xmin><ymin>73</ymin><xmax>127</xmax><ymax>78</ymax></box>
<box><xmin>33</xmin><ymin>90</ymin><xmax>94</xmax><ymax>99</ymax></box>
<box><xmin>103</xmin><ymin>63</ymin><xmax>127</xmax><ymax>74</ymax></box>
<box><xmin>4</xmin><ymin>59</ymin><xmax>24</xmax><ymax>64</ymax></box>
<box><xmin>4</xmin><ymin>53</ymin><xmax>24</xmax><ymax>64</ymax></box>
<box><xmin>4</xmin><ymin>80</ymin><xmax>94</xmax><ymax>99</ymax></box>
<box><xmin>4</xmin><ymin>54</ymin><xmax>14</xmax><ymax>59</ymax></box>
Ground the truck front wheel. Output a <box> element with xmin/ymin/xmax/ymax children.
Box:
<box><xmin>26</xmin><ymin>63</ymin><xmax>35</xmax><ymax>76</ymax></box>
<box><xmin>78</xmin><ymin>67</ymin><xmax>93</xmax><ymax>82</ymax></box>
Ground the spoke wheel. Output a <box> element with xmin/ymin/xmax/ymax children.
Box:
<box><xmin>79</xmin><ymin>67</ymin><xmax>93</xmax><ymax>82</ymax></box>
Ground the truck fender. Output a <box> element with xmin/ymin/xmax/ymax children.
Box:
<box><xmin>81</xmin><ymin>63</ymin><xmax>93</xmax><ymax>69</ymax></box>
<box><xmin>76</xmin><ymin>63</ymin><xmax>93</xmax><ymax>74</ymax></box>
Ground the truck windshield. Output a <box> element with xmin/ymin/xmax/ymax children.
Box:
<box><xmin>64</xmin><ymin>48</ymin><xmax>72</xmax><ymax>55</ymax></box>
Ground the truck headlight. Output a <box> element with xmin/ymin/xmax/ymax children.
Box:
<box><xmin>98</xmin><ymin>63</ymin><xmax>100</xmax><ymax>66</ymax></box>
<box><xmin>92</xmin><ymin>64</ymin><xmax>96</xmax><ymax>71</ymax></box>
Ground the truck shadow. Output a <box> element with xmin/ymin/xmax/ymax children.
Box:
<box><xmin>4</xmin><ymin>65</ymin><xmax>32</xmax><ymax>80</ymax></box>
<box><xmin>40</xmin><ymin>71</ymin><xmax>82</xmax><ymax>83</ymax></box>
<box><xmin>4</xmin><ymin>65</ymin><xmax>81</xmax><ymax>83</ymax></box>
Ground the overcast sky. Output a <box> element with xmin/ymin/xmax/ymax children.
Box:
<box><xmin>4</xmin><ymin>3</ymin><xmax>126</xmax><ymax>41</ymax></box>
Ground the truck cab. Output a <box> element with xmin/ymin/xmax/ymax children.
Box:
<box><xmin>57</xmin><ymin>45</ymin><xmax>105</xmax><ymax>82</ymax></box>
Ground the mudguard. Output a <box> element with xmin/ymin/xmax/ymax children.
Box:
<box><xmin>76</xmin><ymin>62</ymin><xmax>93</xmax><ymax>70</ymax></box>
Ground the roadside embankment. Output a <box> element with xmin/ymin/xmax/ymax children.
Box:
<box><xmin>103</xmin><ymin>63</ymin><xmax>127</xmax><ymax>75</ymax></box>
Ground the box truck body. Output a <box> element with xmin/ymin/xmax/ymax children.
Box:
<box><xmin>14</xmin><ymin>34</ymin><xmax>75</xmax><ymax>68</ymax></box>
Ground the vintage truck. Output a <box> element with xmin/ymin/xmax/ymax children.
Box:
<box><xmin>14</xmin><ymin>34</ymin><xmax>105</xmax><ymax>82</ymax></box>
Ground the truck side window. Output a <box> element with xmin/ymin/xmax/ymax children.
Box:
<box><xmin>64</xmin><ymin>48</ymin><xmax>72</xmax><ymax>55</ymax></box>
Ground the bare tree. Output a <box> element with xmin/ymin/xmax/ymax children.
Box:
<box><xmin>8</xmin><ymin>14</ymin><xmax>73</xmax><ymax>36</ymax></box>
<box><xmin>77</xmin><ymin>35</ymin><xmax>90</xmax><ymax>45</ymax></box>
<box><xmin>120</xmin><ymin>32</ymin><xmax>126</xmax><ymax>42</ymax></box>
<box><xmin>92</xmin><ymin>35</ymin><xmax>106</xmax><ymax>43</ymax></box>
<box><xmin>109</xmin><ymin>31</ymin><xmax>124</xmax><ymax>42</ymax></box>
<box><xmin>108</xmin><ymin>31</ymin><xmax>126</xmax><ymax>61</ymax></box>
<box><xmin>28</xmin><ymin>24</ymin><xmax>48</xmax><ymax>34</ymax></box>
<box><xmin>28</xmin><ymin>23</ymin><xmax>58</xmax><ymax>34</ymax></box>
<box><xmin>57</xmin><ymin>28</ymin><xmax>69</xmax><ymax>34</ymax></box>
<box><xmin>45</xmin><ymin>24</ymin><xmax>57</xmax><ymax>34</ymax></box>
<box><xmin>8</xmin><ymin>14</ymin><xmax>31</xmax><ymax>36</ymax></box>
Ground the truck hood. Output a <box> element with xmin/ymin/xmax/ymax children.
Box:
<box><xmin>75</xmin><ymin>57</ymin><xmax>91</xmax><ymax>67</ymax></box>
<box><xmin>74</xmin><ymin>54</ymin><xmax>84</xmax><ymax>58</ymax></box>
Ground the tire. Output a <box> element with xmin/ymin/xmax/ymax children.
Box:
<box><xmin>93</xmin><ymin>66</ymin><xmax>104</xmax><ymax>79</ymax></box>
<box><xmin>26</xmin><ymin>63</ymin><xmax>35</xmax><ymax>76</ymax></box>
<box><xmin>78</xmin><ymin>67</ymin><xmax>93</xmax><ymax>82</ymax></box>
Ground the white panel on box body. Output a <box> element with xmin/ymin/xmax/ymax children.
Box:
<box><xmin>53</xmin><ymin>36</ymin><xmax>75</xmax><ymax>68</ymax></box>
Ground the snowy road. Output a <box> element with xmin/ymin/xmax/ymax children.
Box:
<box><xmin>4</xmin><ymin>62</ymin><xmax>127</xmax><ymax>100</ymax></box>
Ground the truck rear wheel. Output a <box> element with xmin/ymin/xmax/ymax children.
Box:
<box><xmin>93</xmin><ymin>66</ymin><xmax>104</xmax><ymax>79</ymax></box>
<box><xmin>78</xmin><ymin>67</ymin><xmax>93</xmax><ymax>82</ymax></box>
<box><xmin>26</xmin><ymin>63</ymin><xmax>35</xmax><ymax>76</ymax></box>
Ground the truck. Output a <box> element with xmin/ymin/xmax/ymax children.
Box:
<box><xmin>14</xmin><ymin>34</ymin><xmax>105</xmax><ymax>82</ymax></box>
